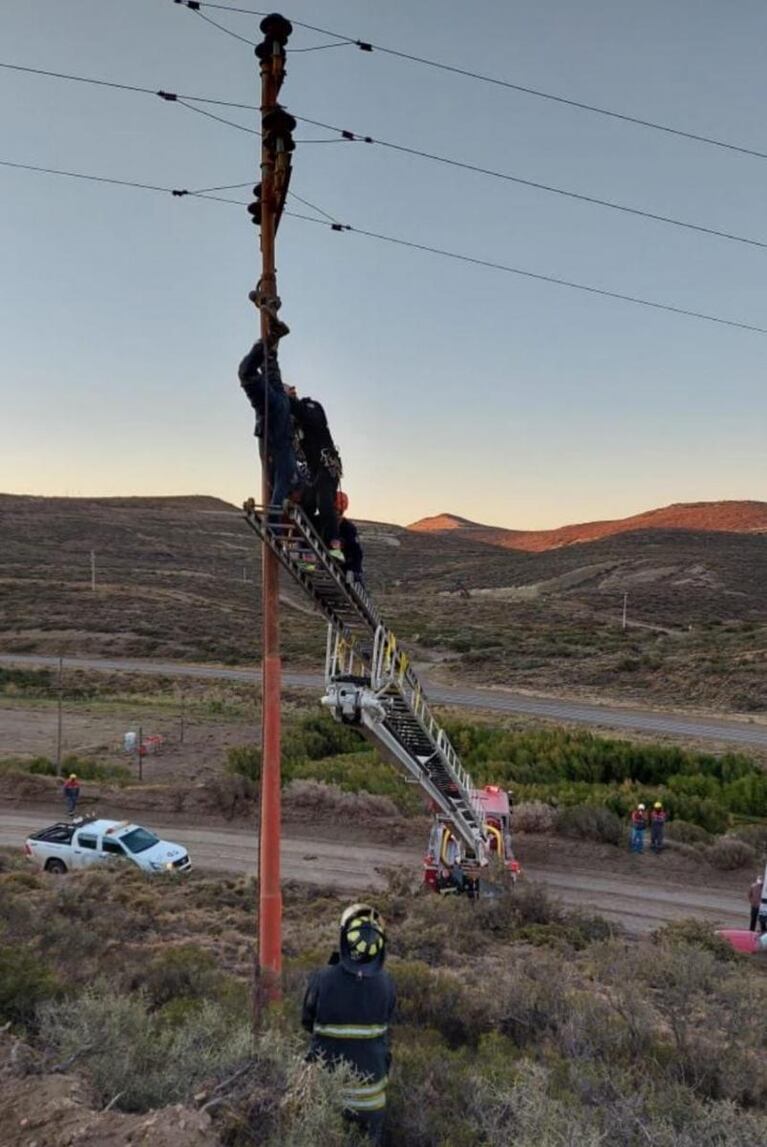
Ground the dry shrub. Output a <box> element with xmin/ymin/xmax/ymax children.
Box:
<box><xmin>653</xmin><ymin>918</ymin><xmax>738</xmax><ymax>962</ymax></box>
<box><xmin>731</xmin><ymin>822</ymin><xmax>767</xmax><ymax>856</ymax></box>
<box><xmin>38</xmin><ymin>986</ymin><xmax>252</xmax><ymax>1112</ymax></box>
<box><xmin>554</xmin><ymin>804</ymin><xmax>623</xmax><ymax>845</ymax></box>
<box><xmin>706</xmin><ymin>836</ymin><xmax>756</xmax><ymax>871</ymax></box>
<box><xmin>665</xmin><ymin>819</ymin><xmax>712</xmax><ymax>846</ymax></box>
<box><xmin>283</xmin><ymin>778</ymin><xmax>400</xmax><ymax>821</ymax></box>
<box><xmin>205</xmin><ymin>775</ymin><xmax>257</xmax><ymax>820</ymax></box>
<box><xmin>392</xmin><ymin>959</ymin><xmax>494</xmax><ymax>1047</ymax></box>
<box><xmin>511</xmin><ymin>800</ymin><xmax>556</xmax><ymax>834</ymax></box>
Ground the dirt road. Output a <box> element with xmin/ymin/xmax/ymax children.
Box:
<box><xmin>3</xmin><ymin>809</ymin><xmax>746</xmax><ymax>934</ymax></box>
<box><xmin>2</xmin><ymin>653</ymin><xmax>765</xmax><ymax>749</ymax></box>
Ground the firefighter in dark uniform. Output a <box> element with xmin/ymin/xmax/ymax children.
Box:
<box><xmin>302</xmin><ymin>903</ymin><xmax>395</xmax><ymax>1143</ymax></box>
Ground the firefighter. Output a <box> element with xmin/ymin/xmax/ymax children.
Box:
<box><xmin>629</xmin><ymin>803</ymin><xmax>646</xmax><ymax>853</ymax></box>
<box><xmin>238</xmin><ymin>335</ymin><xmax>299</xmax><ymax>514</ymax></box>
<box><xmin>650</xmin><ymin>801</ymin><xmax>666</xmax><ymax>853</ymax></box>
<box><xmin>335</xmin><ymin>491</ymin><xmax>365</xmax><ymax>585</ymax></box>
<box><xmin>302</xmin><ymin>903</ymin><xmax>395</xmax><ymax>1143</ymax></box>
<box><xmin>287</xmin><ymin>386</ymin><xmax>344</xmax><ymax>561</ymax></box>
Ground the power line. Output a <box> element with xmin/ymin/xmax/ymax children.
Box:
<box><xmin>283</xmin><ymin>211</ymin><xmax>767</xmax><ymax>337</ymax></box>
<box><xmin>286</xmin><ymin>190</ymin><xmax>340</xmax><ymax>224</ymax></box>
<box><xmin>191</xmin><ymin>3</ymin><xmax>767</xmax><ymax>164</ymax></box>
<box><xmin>288</xmin><ymin>113</ymin><xmax>767</xmax><ymax>252</ymax></box>
<box><xmin>176</xmin><ymin>97</ymin><xmax>259</xmax><ymax>135</ymax></box>
<box><xmin>0</xmin><ymin>158</ymin><xmax>246</xmax><ymax>205</ymax></box>
<box><xmin>3</xmin><ymin>155</ymin><xmax>765</xmax><ymax>334</ymax></box>
<box><xmin>184</xmin><ymin>5</ymin><xmax>350</xmax><ymax>53</ymax></box>
<box><xmin>0</xmin><ymin>60</ymin><xmax>346</xmax><ymax>145</ymax></box>
<box><xmin>4</xmin><ymin>57</ymin><xmax>767</xmax><ymax>252</ymax></box>
<box><xmin>6</xmin><ymin>45</ymin><xmax>737</xmax><ymax>249</ymax></box>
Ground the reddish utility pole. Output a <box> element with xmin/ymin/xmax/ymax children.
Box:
<box><xmin>252</xmin><ymin>12</ymin><xmax>293</xmax><ymax>1013</ymax></box>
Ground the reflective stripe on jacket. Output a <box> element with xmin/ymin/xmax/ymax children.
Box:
<box><xmin>302</xmin><ymin>954</ymin><xmax>396</xmax><ymax>1111</ymax></box>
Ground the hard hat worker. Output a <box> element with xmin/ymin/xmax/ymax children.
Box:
<box><xmin>302</xmin><ymin>903</ymin><xmax>396</xmax><ymax>1143</ymax></box>
<box><xmin>62</xmin><ymin>773</ymin><xmax>80</xmax><ymax>816</ymax></box>
<box><xmin>335</xmin><ymin>490</ymin><xmax>365</xmax><ymax>587</ymax></box>
<box><xmin>286</xmin><ymin>385</ymin><xmax>345</xmax><ymax>562</ymax></box>
<box><xmin>650</xmin><ymin>801</ymin><xmax>667</xmax><ymax>854</ymax></box>
<box><xmin>629</xmin><ymin>803</ymin><xmax>647</xmax><ymax>853</ymax></box>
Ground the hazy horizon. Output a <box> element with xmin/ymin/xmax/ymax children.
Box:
<box><xmin>2</xmin><ymin>1</ymin><xmax>765</xmax><ymax>528</ymax></box>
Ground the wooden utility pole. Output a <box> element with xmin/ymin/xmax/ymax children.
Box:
<box><xmin>253</xmin><ymin>12</ymin><xmax>294</xmax><ymax>1013</ymax></box>
<box><xmin>55</xmin><ymin>655</ymin><xmax>63</xmax><ymax>775</ymax></box>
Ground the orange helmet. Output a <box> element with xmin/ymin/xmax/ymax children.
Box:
<box><xmin>335</xmin><ymin>490</ymin><xmax>349</xmax><ymax>514</ymax></box>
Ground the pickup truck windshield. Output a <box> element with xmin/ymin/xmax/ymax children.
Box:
<box><xmin>121</xmin><ymin>827</ymin><xmax>160</xmax><ymax>854</ymax></box>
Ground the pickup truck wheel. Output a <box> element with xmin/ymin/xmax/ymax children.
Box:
<box><xmin>45</xmin><ymin>858</ymin><xmax>67</xmax><ymax>874</ymax></box>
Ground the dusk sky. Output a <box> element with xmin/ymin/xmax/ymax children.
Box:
<box><xmin>1</xmin><ymin>0</ymin><xmax>765</xmax><ymax>528</ymax></box>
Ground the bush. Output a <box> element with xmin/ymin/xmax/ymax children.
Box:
<box><xmin>653</xmin><ymin>918</ymin><xmax>739</xmax><ymax>962</ymax></box>
<box><xmin>732</xmin><ymin>823</ymin><xmax>767</xmax><ymax>856</ymax></box>
<box><xmin>555</xmin><ymin>804</ymin><xmax>623</xmax><ymax>845</ymax></box>
<box><xmin>706</xmin><ymin>837</ymin><xmax>757</xmax><ymax>871</ymax></box>
<box><xmin>665</xmin><ymin>819</ymin><xmax>713</xmax><ymax>846</ymax></box>
<box><xmin>0</xmin><ymin>943</ymin><xmax>60</xmax><ymax>1026</ymax></box>
<box><xmin>142</xmin><ymin>944</ymin><xmax>221</xmax><ymax>1007</ymax></box>
<box><xmin>38</xmin><ymin>986</ymin><xmax>252</xmax><ymax>1111</ymax></box>
<box><xmin>227</xmin><ymin>744</ymin><xmax>262</xmax><ymax>782</ymax></box>
<box><xmin>511</xmin><ymin>800</ymin><xmax>556</xmax><ymax>834</ymax></box>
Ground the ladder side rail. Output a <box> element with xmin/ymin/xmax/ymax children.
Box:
<box><xmin>357</xmin><ymin>713</ymin><xmax>484</xmax><ymax>859</ymax></box>
<box><xmin>244</xmin><ymin>509</ymin><xmax>378</xmax><ymax>654</ymax></box>
<box><xmin>285</xmin><ymin>505</ymin><xmax>381</xmax><ymax>629</ymax></box>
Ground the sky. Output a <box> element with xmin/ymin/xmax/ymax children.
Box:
<box><xmin>1</xmin><ymin>0</ymin><xmax>765</xmax><ymax>529</ymax></box>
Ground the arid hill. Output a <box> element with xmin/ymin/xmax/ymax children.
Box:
<box><xmin>409</xmin><ymin>500</ymin><xmax>767</xmax><ymax>552</ymax></box>
<box><xmin>1</xmin><ymin>494</ymin><xmax>766</xmax><ymax>711</ymax></box>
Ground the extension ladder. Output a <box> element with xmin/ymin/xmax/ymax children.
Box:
<box><xmin>243</xmin><ymin>503</ymin><xmax>488</xmax><ymax>863</ymax></box>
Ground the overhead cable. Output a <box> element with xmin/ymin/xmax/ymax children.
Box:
<box><xmin>3</xmin><ymin>154</ymin><xmax>761</xmax><ymax>335</ymax></box>
<box><xmin>189</xmin><ymin>2</ymin><xmax>767</xmax><ymax>164</ymax></box>
<box><xmin>289</xmin><ymin>113</ymin><xmax>767</xmax><ymax>252</ymax></box>
<box><xmin>283</xmin><ymin>211</ymin><xmax>767</xmax><ymax>336</ymax></box>
<box><xmin>0</xmin><ymin>157</ymin><xmax>246</xmax><ymax>205</ymax></box>
<box><xmin>6</xmin><ymin>57</ymin><xmax>760</xmax><ymax>251</ymax></box>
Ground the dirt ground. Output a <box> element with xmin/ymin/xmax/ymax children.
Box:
<box><xmin>0</xmin><ymin>702</ymin><xmax>255</xmax><ymax>784</ymax></box>
<box><xmin>0</xmin><ymin>1033</ymin><xmax>216</xmax><ymax>1147</ymax></box>
<box><xmin>1</xmin><ymin>801</ymin><xmax>751</xmax><ymax>934</ymax></box>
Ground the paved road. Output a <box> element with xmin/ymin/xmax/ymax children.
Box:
<box><xmin>2</xmin><ymin>809</ymin><xmax>744</xmax><ymax>933</ymax></box>
<box><xmin>2</xmin><ymin>653</ymin><xmax>766</xmax><ymax>749</ymax></box>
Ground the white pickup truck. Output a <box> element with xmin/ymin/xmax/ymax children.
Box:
<box><xmin>25</xmin><ymin>817</ymin><xmax>192</xmax><ymax>875</ymax></box>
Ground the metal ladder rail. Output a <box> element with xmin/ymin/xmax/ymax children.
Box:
<box><xmin>244</xmin><ymin>502</ymin><xmax>488</xmax><ymax>854</ymax></box>
<box><xmin>242</xmin><ymin>504</ymin><xmax>379</xmax><ymax>657</ymax></box>
<box><xmin>326</xmin><ymin>625</ymin><xmax>487</xmax><ymax>853</ymax></box>
<box><xmin>369</xmin><ymin>626</ymin><xmax>487</xmax><ymax>833</ymax></box>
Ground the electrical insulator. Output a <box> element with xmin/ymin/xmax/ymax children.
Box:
<box><xmin>247</xmin><ymin>183</ymin><xmax>262</xmax><ymax>225</ymax></box>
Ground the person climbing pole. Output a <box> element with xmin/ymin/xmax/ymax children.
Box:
<box><xmin>302</xmin><ymin>903</ymin><xmax>395</xmax><ymax>1143</ymax></box>
<box><xmin>335</xmin><ymin>491</ymin><xmax>365</xmax><ymax>585</ymax></box>
<box><xmin>287</xmin><ymin>386</ymin><xmax>344</xmax><ymax>561</ymax></box>
<box><xmin>238</xmin><ymin>289</ymin><xmax>298</xmax><ymax>515</ymax></box>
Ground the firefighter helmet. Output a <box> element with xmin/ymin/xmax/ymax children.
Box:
<box><xmin>339</xmin><ymin>903</ymin><xmax>385</xmax><ymax>976</ymax></box>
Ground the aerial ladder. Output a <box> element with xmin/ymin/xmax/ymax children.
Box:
<box><xmin>243</xmin><ymin>502</ymin><xmax>520</xmax><ymax>889</ymax></box>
